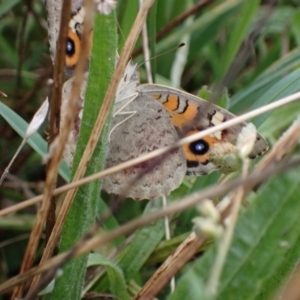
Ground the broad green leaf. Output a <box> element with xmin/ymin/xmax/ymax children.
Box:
<box><xmin>40</xmin><ymin>253</ymin><xmax>130</xmax><ymax>299</ymax></box>
<box><xmin>259</xmin><ymin>101</ymin><xmax>300</xmax><ymax>141</ymax></box>
<box><xmin>117</xmin><ymin>199</ymin><xmax>165</xmax><ymax>279</ymax></box>
<box><xmin>170</xmin><ymin>166</ymin><xmax>300</xmax><ymax>300</ymax></box>
<box><xmin>190</xmin><ymin>172</ymin><xmax>221</xmax><ymax>194</ymax></box>
<box><xmin>230</xmin><ymin>49</ymin><xmax>300</xmax><ymax>113</ymax></box>
<box><xmin>250</xmin><ymin>68</ymin><xmax>300</xmax><ymax>127</ymax></box>
<box><xmin>95</xmin><ymin>199</ymin><xmax>165</xmax><ymax>292</ymax></box>
<box><xmin>229</xmin><ymin>68</ymin><xmax>300</xmax><ymax>128</ymax></box>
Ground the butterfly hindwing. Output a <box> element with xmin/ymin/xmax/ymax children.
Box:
<box><xmin>138</xmin><ymin>84</ymin><xmax>268</xmax><ymax>176</ymax></box>
<box><xmin>102</xmin><ymin>94</ymin><xmax>187</xmax><ymax>200</ymax></box>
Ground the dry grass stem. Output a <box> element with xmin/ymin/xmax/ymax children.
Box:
<box><xmin>11</xmin><ymin>0</ymin><xmax>71</xmax><ymax>297</ymax></box>
<box><xmin>133</xmin><ymin>0</ymin><xmax>212</xmax><ymax>57</ymax></box>
<box><xmin>28</xmin><ymin>0</ymin><xmax>95</xmax><ymax>292</ymax></box>
<box><xmin>134</xmin><ymin>232</ymin><xmax>206</xmax><ymax>300</ymax></box>
<box><xmin>207</xmin><ymin>159</ymin><xmax>250</xmax><ymax>295</ymax></box>
<box><xmin>162</xmin><ymin>196</ymin><xmax>176</xmax><ymax>293</ymax></box>
<box><xmin>1</xmin><ymin>156</ymin><xmax>300</xmax><ymax>295</ymax></box>
<box><xmin>0</xmin><ymin>139</ymin><xmax>27</xmax><ymax>185</ymax></box>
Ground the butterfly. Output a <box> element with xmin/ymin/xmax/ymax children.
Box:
<box><xmin>49</xmin><ymin>4</ymin><xmax>268</xmax><ymax>200</ymax></box>
<box><xmin>101</xmin><ymin>61</ymin><xmax>268</xmax><ymax>199</ymax></box>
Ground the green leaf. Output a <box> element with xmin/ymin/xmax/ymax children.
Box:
<box><xmin>229</xmin><ymin>49</ymin><xmax>300</xmax><ymax>114</ymax></box>
<box><xmin>87</xmin><ymin>253</ymin><xmax>130</xmax><ymax>300</ymax></box>
<box><xmin>0</xmin><ymin>214</ymin><xmax>35</xmax><ymax>230</ymax></box>
<box><xmin>117</xmin><ymin>199</ymin><xmax>165</xmax><ymax>279</ymax></box>
<box><xmin>190</xmin><ymin>172</ymin><xmax>221</xmax><ymax>194</ymax></box>
<box><xmin>292</xmin><ymin>11</ymin><xmax>300</xmax><ymax>45</ymax></box>
<box><xmin>0</xmin><ymin>0</ymin><xmax>21</xmax><ymax>17</ymax></box>
<box><xmin>94</xmin><ymin>199</ymin><xmax>165</xmax><ymax>293</ymax></box>
<box><xmin>118</xmin><ymin>0</ymin><xmax>138</xmax><ymax>50</ymax></box>
<box><xmin>170</xmin><ymin>166</ymin><xmax>300</xmax><ymax>300</ymax></box>
<box><xmin>198</xmin><ymin>86</ymin><xmax>212</xmax><ymax>100</ymax></box>
<box><xmin>147</xmin><ymin>0</ymin><xmax>157</xmax><ymax>82</ymax></box>
<box><xmin>198</xmin><ymin>86</ymin><xmax>229</xmax><ymax>108</ymax></box>
<box><xmin>0</xmin><ymin>36</ymin><xmax>18</xmax><ymax>68</ymax></box>
<box><xmin>259</xmin><ymin>101</ymin><xmax>300</xmax><ymax>140</ymax></box>
<box><xmin>146</xmin><ymin>232</ymin><xmax>191</xmax><ymax>266</ymax></box>
<box><xmin>156</xmin><ymin>0</ymin><xmax>243</xmax><ymax>54</ymax></box>
<box><xmin>169</xmin><ymin>270</ymin><xmax>212</xmax><ymax>300</ymax></box>
<box><xmin>250</xmin><ymin>68</ymin><xmax>300</xmax><ymax>127</ymax></box>
<box><xmin>220</xmin><ymin>0</ymin><xmax>260</xmax><ymax>80</ymax></box>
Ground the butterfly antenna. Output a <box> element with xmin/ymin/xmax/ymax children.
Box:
<box><xmin>138</xmin><ymin>0</ymin><xmax>153</xmax><ymax>83</ymax></box>
<box><xmin>137</xmin><ymin>43</ymin><xmax>185</xmax><ymax>69</ymax></box>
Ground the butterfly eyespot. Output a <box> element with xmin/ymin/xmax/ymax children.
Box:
<box><xmin>66</xmin><ymin>37</ymin><xmax>75</xmax><ymax>57</ymax></box>
<box><xmin>65</xmin><ymin>30</ymin><xmax>81</xmax><ymax>68</ymax></box>
<box><xmin>189</xmin><ymin>139</ymin><xmax>209</xmax><ymax>155</ymax></box>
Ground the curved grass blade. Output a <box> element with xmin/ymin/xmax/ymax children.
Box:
<box><xmin>229</xmin><ymin>68</ymin><xmax>300</xmax><ymax>128</ymax></box>
<box><xmin>87</xmin><ymin>253</ymin><xmax>130</xmax><ymax>300</ymax></box>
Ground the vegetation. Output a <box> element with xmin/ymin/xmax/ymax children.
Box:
<box><xmin>1</xmin><ymin>0</ymin><xmax>300</xmax><ymax>299</ymax></box>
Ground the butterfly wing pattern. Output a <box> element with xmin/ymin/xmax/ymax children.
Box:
<box><xmin>102</xmin><ymin>94</ymin><xmax>186</xmax><ymax>200</ymax></box>
<box><xmin>45</xmin><ymin>0</ymin><xmax>83</xmax><ymax>64</ymax></box>
<box><xmin>101</xmin><ymin>61</ymin><xmax>186</xmax><ymax>199</ymax></box>
<box><xmin>138</xmin><ymin>84</ymin><xmax>268</xmax><ymax>176</ymax></box>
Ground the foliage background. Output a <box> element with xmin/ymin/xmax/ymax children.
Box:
<box><xmin>1</xmin><ymin>0</ymin><xmax>300</xmax><ymax>299</ymax></box>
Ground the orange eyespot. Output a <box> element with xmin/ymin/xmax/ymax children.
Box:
<box><xmin>66</xmin><ymin>29</ymin><xmax>81</xmax><ymax>68</ymax></box>
<box><xmin>65</xmin><ymin>29</ymin><xmax>93</xmax><ymax>68</ymax></box>
<box><xmin>189</xmin><ymin>138</ymin><xmax>209</xmax><ymax>156</ymax></box>
<box><xmin>182</xmin><ymin>130</ymin><xmax>218</xmax><ymax>163</ymax></box>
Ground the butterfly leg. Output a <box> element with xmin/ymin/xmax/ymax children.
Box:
<box><xmin>113</xmin><ymin>92</ymin><xmax>138</xmax><ymax>116</ymax></box>
<box><xmin>108</xmin><ymin>110</ymin><xmax>137</xmax><ymax>142</ymax></box>
<box><xmin>108</xmin><ymin>92</ymin><xmax>139</xmax><ymax>141</ymax></box>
